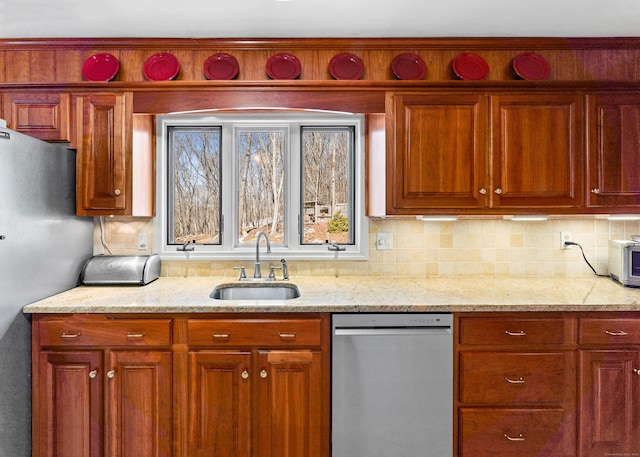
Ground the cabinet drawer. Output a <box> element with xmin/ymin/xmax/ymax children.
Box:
<box><xmin>459</xmin><ymin>318</ymin><xmax>566</xmax><ymax>345</ymax></box>
<box><xmin>38</xmin><ymin>319</ymin><xmax>172</xmax><ymax>347</ymax></box>
<box><xmin>188</xmin><ymin>319</ymin><xmax>322</xmax><ymax>347</ymax></box>
<box><xmin>579</xmin><ymin>318</ymin><xmax>640</xmax><ymax>345</ymax></box>
<box><xmin>459</xmin><ymin>408</ymin><xmax>570</xmax><ymax>457</ymax></box>
<box><xmin>460</xmin><ymin>352</ymin><xmax>567</xmax><ymax>405</ymax></box>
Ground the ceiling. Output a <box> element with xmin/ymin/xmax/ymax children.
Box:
<box><xmin>1</xmin><ymin>0</ymin><xmax>639</xmax><ymax>39</ymax></box>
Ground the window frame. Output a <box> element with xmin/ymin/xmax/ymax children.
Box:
<box><xmin>154</xmin><ymin>112</ymin><xmax>368</xmax><ymax>261</ymax></box>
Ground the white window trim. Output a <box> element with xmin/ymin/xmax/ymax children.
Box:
<box><xmin>153</xmin><ymin>112</ymin><xmax>368</xmax><ymax>261</ymax></box>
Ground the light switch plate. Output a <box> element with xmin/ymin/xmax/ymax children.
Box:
<box><xmin>376</xmin><ymin>232</ymin><xmax>393</xmax><ymax>250</ymax></box>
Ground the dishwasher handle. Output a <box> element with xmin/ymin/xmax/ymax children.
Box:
<box><xmin>334</xmin><ymin>326</ymin><xmax>452</xmax><ymax>336</ymax></box>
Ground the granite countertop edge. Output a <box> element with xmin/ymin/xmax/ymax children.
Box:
<box><xmin>22</xmin><ymin>275</ymin><xmax>640</xmax><ymax>314</ymax></box>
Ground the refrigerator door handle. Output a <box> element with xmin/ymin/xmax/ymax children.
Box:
<box><xmin>0</xmin><ymin>131</ymin><xmax>10</xmax><ymax>140</ymax></box>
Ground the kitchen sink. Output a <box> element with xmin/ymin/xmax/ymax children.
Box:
<box><xmin>210</xmin><ymin>282</ymin><xmax>301</xmax><ymax>300</ymax></box>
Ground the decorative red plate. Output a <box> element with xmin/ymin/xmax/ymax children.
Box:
<box><xmin>452</xmin><ymin>53</ymin><xmax>489</xmax><ymax>80</ymax></box>
<box><xmin>82</xmin><ymin>53</ymin><xmax>120</xmax><ymax>81</ymax></box>
<box><xmin>512</xmin><ymin>52</ymin><xmax>551</xmax><ymax>80</ymax></box>
<box><xmin>266</xmin><ymin>53</ymin><xmax>302</xmax><ymax>80</ymax></box>
<box><xmin>391</xmin><ymin>53</ymin><xmax>427</xmax><ymax>80</ymax></box>
<box><xmin>329</xmin><ymin>52</ymin><xmax>365</xmax><ymax>80</ymax></box>
<box><xmin>143</xmin><ymin>52</ymin><xmax>180</xmax><ymax>81</ymax></box>
<box><xmin>203</xmin><ymin>53</ymin><xmax>239</xmax><ymax>80</ymax></box>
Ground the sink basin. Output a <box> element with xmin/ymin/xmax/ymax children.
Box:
<box><xmin>210</xmin><ymin>282</ymin><xmax>301</xmax><ymax>300</ymax></box>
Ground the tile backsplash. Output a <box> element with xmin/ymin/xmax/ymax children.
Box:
<box><xmin>94</xmin><ymin>216</ymin><xmax>640</xmax><ymax>278</ymax></box>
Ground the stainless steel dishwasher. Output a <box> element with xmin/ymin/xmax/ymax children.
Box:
<box><xmin>332</xmin><ymin>313</ymin><xmax>453</xmax><ymax>457</ymax></box>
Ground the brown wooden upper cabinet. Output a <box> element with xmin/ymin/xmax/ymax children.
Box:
<box><xmin>490</xmin><ymin>93</ymin><xmax>584</xmax><ymax>210</ymax></box>
<box><xmin>386</xmin><ymin>91</ymin><xmax>584</xmax><ymax>215</ymax></box>
<box><xmin>386</xmin><ymin>92</ymin><xmax>488</xmax><ymax>212</ymax></box>
<box><xmin>2</xmin><ymin>92</ymin><xmax>71</xmax><ymax>142</ymax></box>
<box><xmin>74</xmin><ymin>92</ymin><xmax>153</xmax><ymax>217</ymax></box>
<box><xmin>586</xmin><ymin>92</ymin><xmax>640</xmax><ymax>209</ymax></box>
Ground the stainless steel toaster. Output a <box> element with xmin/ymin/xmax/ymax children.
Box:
<box><xmin>81</xmin><ymin>254</ymin><xmax>161</xmax><ymax>286</ymax></box>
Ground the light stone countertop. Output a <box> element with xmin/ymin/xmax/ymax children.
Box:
<box><xmin>22</xmin><ymin>275</ymin><xmax>640</xmax><ymax>314</ymax></box>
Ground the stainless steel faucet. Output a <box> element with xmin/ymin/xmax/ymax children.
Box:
<box><xmin>253</xmin><ymin>231</ymin><xmax>271</xmax><ymax>278</ymax></box>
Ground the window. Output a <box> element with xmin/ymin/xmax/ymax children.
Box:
<box><xmin>154</xmin><ymin>113</ymin><xmax>367</xmax><ymax>260</ymax></box>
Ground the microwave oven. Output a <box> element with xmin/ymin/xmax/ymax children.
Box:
<box><xmin>608</xmin><ymin>239</ymin><xmax>640</xmax><ymax>287</ymax></box>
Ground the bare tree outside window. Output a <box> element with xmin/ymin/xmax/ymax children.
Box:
<box><xmin>236</xmin><ymin>129</ymin><xmax>285</xmax><ymax>245</ymax></box>
<box><xmin>302</xmin><ymin>127</ymin><xmax>354</xmax><ymax>245</ymax></box>
<box><xmin>168</xmin><ymin>127</ymin><xmax>221</xmax><ymax>245</ymax></box>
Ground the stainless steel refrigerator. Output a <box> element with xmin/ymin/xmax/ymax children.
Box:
<box><xmin>0</xmin><ymin>125</ymin><xmax>93</xmax><ymax>457</ymax></box>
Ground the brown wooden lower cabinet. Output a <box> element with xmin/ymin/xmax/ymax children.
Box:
<box><xmin>459</xmin><ymin>408</ymin><xmax>571</xmax><ymax>457</ymax></box>
<box><xmin>186</xmin><ymin>317</ymin><xmax>327</xmax><ymax>457</ymax></box>
<box><xmin>32</xmin><ymin>313</ymin><xmax>329</xmax><ymax>457</ymax></box>
<box><xmin>34</xmin><ymin>348</ymin><xmax>172</xmax><ymax>457</ymax></box>
<box><xmin>32</xmin><ymin>316</ymin><xmax>174</xmax><ymax>457</ymax></box>
<box><xmin>457</xmin><ymin>312</ymin><xmax>640</xmax><ymax>457</ymax></box>
<box><xmin>32</xmin><ymin>312</ymin><xmax>640</xmax><ymax>457</ymax></box>
<box><xmin>187</xmin><ymin>349</ymin><xmax>324</xmax><ymax>457</ymax></box>
<box><xmin>579</xmin><ymin>351</ymin><xmax>640</xmax><ymax>457</ymax></box>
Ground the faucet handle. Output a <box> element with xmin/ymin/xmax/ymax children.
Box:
<box><xmin>269</xmin><ymin>265</ymin><xmax>281</xmax><ymax>279</ymax></box>
<box><xmin>233</xmin><ymin>265</ymin><xmax>246</xmax><ymax>280</ymax></box>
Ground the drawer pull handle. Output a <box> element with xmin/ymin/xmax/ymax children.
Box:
<box><xmin>212</xmin><ymin>333</ymin><xmax>230</xmax><ymax>339</ymax></box>
<box><xmin>279</xmin><ymin>332</ymin><xmax>297</xmax><ymax>339</ymax></box>
<box><xmin>505</xmin><ymin>330</ymin><xmax>526</xmax><ymax>336</ymax></box>
<box><xmin>89</xmin><ymin>369</ymin><xmax>98</xmax><ymax>379</ymax></box>
<box><xmin>241</xmin><ymin>370</ymin><xmax>249</xmax><ymax>380</ymax></box>
<box><xmin>504</xmin><ymin>433</ymin><xmax>525</xmax><ymax>442</ymax></box>
<box><xmin>127</xmin><ymin>332</ymin><xmax>146</xmax><ymax>338</ymax></box>
<box><xmin>504</xmin><ymin>377</ymin><xmax>525</xmax><ymax>384</ymax></box>
<box><xmin>61</xmin><ymin>332</ymin><xmax>81</xmax><ymax>338</ymax></box>
<box><xmin>604</xmin><ymin>330</ymin><xmax>628</xmax><ymax>336</ymax></box>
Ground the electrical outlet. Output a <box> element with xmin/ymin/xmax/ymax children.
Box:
<box><xmin>137</xmin><ymin>232</ymin><xmax>148</xmax><ymax>250</ymax></box>
<box><xmin>376</xmin><ymin>232</ymin><xmax>393</xmax><ymax>250</ymax></box>
<box><xmin>560</xmin><ymin>231</ymin><xmax>572</xmax><ymax>249</ymax></box>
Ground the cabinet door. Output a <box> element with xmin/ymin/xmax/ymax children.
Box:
<box><xmin>386</xmin><ymin>93</ymin><xmax>488</xmax><ymax>213</ymax></box>
<box><xmin>106</xmin><ymin>350</ymin><xmax>173</xmax><ymax>457</ymax></box>
<box><xmin>187</xmin><ymin>351</ymin><xmax>252</xmax><ymax>457</ymax></box>
<box><xmin>75</xmin><ymin>92</ymin><xmax>132</xmax><ymax>216</ymax></box>
<box><xmin>579</xmin><ymin>350</ymin><xmax>640</xmax><ymax>457</ymax></box>
<box><xmin>2</xmin><ymin>92</ymin><xmax>70</xmax><ymax>142</ymax></box>
<box><xmin>34</xmin><ymin>351</ymin><xmax>103</xmax><ymax>457</ymax></box>
<box><xmin>256</xmin><ymin>350</ymin><xmax>323</xmax><ymax>457</ymax></box>
<box><xmin>490</xmin><ymin>94</ymin><xmax>584</xmax><ymax>209</ymax></box>
<box><xmin>586</xmin><ymin>93</ymin><xmax>640</xmax><ymax>208</ymax></box>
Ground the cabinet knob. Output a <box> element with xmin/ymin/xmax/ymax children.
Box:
<box><xmin>494</xmin><ymin>188</ymin><xmax>503</xmax><ymax>195</ymax></box>
<box><xmin>260</xmin><ymin>369</ymin><xmax>268</xmax><ymax>379</ymax></box>
<box><xmin>107</xmin><ymin>370</ymin><xmax>116</xmax><ymax>379</ymax></box>
<box><xmin>114</xmin><ymin>189</ymin><xmax>121</xmax><ymax>196</ymax></box>
<box><xmin>241</xmin><ymin>370</ymin><xmax>249</xmax><ymax>379</ymax></box>
<box><xmin>89</xmin><ymin>369</ymin><xmax>98</xmax><ymax>379</ymax></box>
<box><xmin>633</xmin><ymin>369</ymin><xmax>640</xmax><ymax>376</ymax></box>
<box><xmin>591</xmin><ymin>188</ymin><xmax>600</xmax><ymax>194</ymax></box>
<box><xmin>478</xmin><ymin>188</ymin><xmax>487</xmax><ymax>195</ymax></box>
